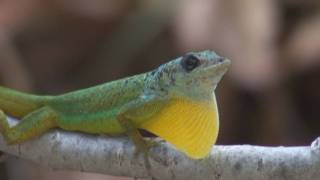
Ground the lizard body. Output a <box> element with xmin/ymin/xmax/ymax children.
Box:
<box><xmin>0</xmin><ymin>50</ymin><xmax>230</xmax><ymax>159</ymax></box>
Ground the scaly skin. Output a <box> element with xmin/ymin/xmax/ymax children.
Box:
<box><xmin>0</xmin><ymin>50</ymin><xmax>230</xmax><ymax>159</ymax></box>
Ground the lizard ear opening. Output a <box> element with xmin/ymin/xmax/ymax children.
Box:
<box><xmin>140</xmin><ymin>95</ymin><xmax>219</xmax><ymax>159</ymax></box>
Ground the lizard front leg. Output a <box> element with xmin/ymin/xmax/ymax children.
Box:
<box><xmin>0</xmin><ymin>107</ymin><xmax>58</xmax><ymax>144</ymax></box>
<box><xmin>118</xmin><ymin>114</ymin><xmax>153</xmax><ymax>154</ymax></box>
<box><xmin>116</xmin><ymin>96</ymin><xmax>168</xmax><ymax>177</ymax></box>
<box><xmin>117</xmin><ymin>96</ymin><xmax>168</xmax><ymax>154</ymax></box>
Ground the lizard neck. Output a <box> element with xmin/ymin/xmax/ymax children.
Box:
<box><xmin>143</xmin><ymin>70</ymin><xmax>215</xmax><ymax>103</ymax></box>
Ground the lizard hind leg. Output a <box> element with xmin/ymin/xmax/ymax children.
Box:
<box><xmin>0</xmin><ymin>110</ymin><xmax>9</xmax><ymax>162</ymax></box>
<box><xmin>0</xmin><ymin>107</ymin><xmax>58</xmax><ymax>144</ymax></box>
<box><xmin>0</xmin><ymin>109</ymin><xmax>9</xmax><ymax>133</ymax></box>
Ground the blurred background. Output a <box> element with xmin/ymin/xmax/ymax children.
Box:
<box><xmin>0</xmin><ymin>0</ymin><xmax>319</xmax><ymax>179</ymax></box>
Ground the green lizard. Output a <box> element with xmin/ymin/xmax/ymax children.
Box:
<box><xmin>0</xmin><ymin>50</ymin><xmax>230</xmax><ymax>159</ymax></box>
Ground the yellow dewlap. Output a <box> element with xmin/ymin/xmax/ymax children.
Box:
<box><xmin>140</xmin><ymin>95</ymin><xmax>219</xmax><ymax>159</ymax></box>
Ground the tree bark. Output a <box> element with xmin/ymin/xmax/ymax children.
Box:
<box><xmin>0</xmin><ymin>117</ymin><xmax>319</xmax><ymax>180</ymax></box>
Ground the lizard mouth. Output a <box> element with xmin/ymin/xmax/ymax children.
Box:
<box><xmin>204</xmin><ymin>58</ymin><xmax>231</xmax><ymax>71</ymax></box>
<box><xmin>203</xmin><ymin>58</ymin><xmax>230</xmax><ymax>81</ymax></box>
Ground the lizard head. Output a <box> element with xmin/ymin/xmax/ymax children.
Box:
<box><xmin>149</xmin><ymin>50</ymin><xmax>230</xmax><ymax>100</ymax></box>
<box><xmin>142</xmin><ymin>50</ymin><xmax>230</xmax><ymax>158</ymax></box>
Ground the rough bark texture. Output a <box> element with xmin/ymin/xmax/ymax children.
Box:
<box><xmin>0</xmin><ymin>117</ymin><xmax>319</xmax><ymax>180</ymax></box>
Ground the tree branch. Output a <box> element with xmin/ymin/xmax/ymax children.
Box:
<box><xmin>0</xmin><ymin>117</ymin><xmax>319</xmax><ymax>180</ymax></box>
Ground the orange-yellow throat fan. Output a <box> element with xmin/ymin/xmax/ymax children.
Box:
<box><xmin>140</xmin><ymin>95</ymin><xmax>219</xmax><ymax>159</ymax></box>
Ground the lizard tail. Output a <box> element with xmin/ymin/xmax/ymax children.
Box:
<box><xmin>0</xmin><ymin>86</ymin><xmax>48</xmax><ymax>118</ymax></box>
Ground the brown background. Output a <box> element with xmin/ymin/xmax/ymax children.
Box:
<box><xmin>0</xmin><ymin>0</ymin><xmax>319</xmax><ymax>179</ymax></box>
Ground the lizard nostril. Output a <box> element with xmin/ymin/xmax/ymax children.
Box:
<box><xmin>217</xmin><ymin>57</ymin><xmax>224</xmax><ymax>63</ymax></box>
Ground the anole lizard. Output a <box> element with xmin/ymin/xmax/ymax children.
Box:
<box><xmin>0</xmin><ymin>50</ymin><xmax>230</xmax><ymax>159</ymax></box>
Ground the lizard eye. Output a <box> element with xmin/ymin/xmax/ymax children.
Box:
<box><xmin>180</xmin><ymin>54</ymin><xmax>200</xmax><ymax>72</ymax></box>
